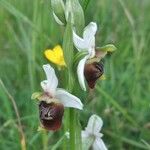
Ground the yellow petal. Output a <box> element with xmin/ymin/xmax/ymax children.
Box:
<box><xmin>53</xmin><ymin>45</ymin><xmax>63</xmax><ymax>56</ymax></box>
<box><xmin>44</xmin><ymin>45</ymin><xmax>66</xmax><ymax>67</ymax></box>
<box><xmin>44</xmin><ymin>49</ymin><xmax>58</xmax><ymax>63</ymax></box>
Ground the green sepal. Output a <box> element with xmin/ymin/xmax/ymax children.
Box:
<box><xmin>86</xmin><ymin>57</ymin><xmax>101</xmax><ymax>64</ymax></box>
<box><xmin>51</xmin><ymin>0</ymin><xmax>66</xmax><ymax>24</ymax></box>
<box><xmin>31</xmin><ymin>92</ymin><xmax>43</xmax><ymax>100</ymax></box>
<box><xmin>96</xmin><ymin>44</ymin><xmax>117</xmax><ymax>52</ymax></box>
<box><xmin>73</xmin><ymin>51</ymin><xmax>88</xmax><ymax>68</ymax></box>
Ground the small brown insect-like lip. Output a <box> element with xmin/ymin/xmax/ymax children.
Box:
<box><xmin>84</xmin><ymin>62</ymin><xmax>104</xmax><ymax>89</ymax></box>
<box><xmin>39</xmin><ymin>101</ymin><xmax>64</xmax><ymax>131</ymax></box>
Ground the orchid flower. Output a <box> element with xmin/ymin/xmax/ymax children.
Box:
<box><xmin>73</xmin><ymin>22</ymin><xmax>103</xmax><ymax>91</ymax></box>
<box><xmin>82</xmin><ymin>115</ymin><xmax>107</xmax><ymax>150</ymax></box>
<box><xmin>32</xmin><ymin>64</ymin><xmax>83</xmax><ymax>131</ymax></box>
<box><xmin>73</xmin><ymin>22</ymin><xmax>116</xmax><ymax>91</ymax></box>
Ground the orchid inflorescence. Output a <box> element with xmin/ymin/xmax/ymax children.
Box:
<box><xmin>32</xmin><ymin>0</ymin><xmax>116</xmax><ymax>149</ymax></box>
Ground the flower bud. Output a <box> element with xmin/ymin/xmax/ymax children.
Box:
<box><xmin>65</xmin><ymin>0</ymin><xmax>85</xmax><ymax>34</ymax></box>
<box><xmin>51</xmin><ymin>0</ymin><xmax>66</xmax><ymax>25</ymax></box>
<box><xmin>39</xmin><ymin>100</ymin><xmax>64</xmax><ymax>131</ymax></box>
<box><xmin>84</xmin><ymin>62</ymin><xmax>104</xmax><ymax>89</ymax></box>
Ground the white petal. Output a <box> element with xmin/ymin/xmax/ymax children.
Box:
<box><xmin>73</xmin><ymin>30</ymin><xmax>88</xmax><ymax>51</ymax></box>
<box><xmin>82</xmin><ymin>131</ymin><xmax>95</xmax><ymax>150</ymax></box>
<box><xmin>41</xmin><ymin>64</ymin><xmax>58</xmax><ymax>95</ymax></box>
<box><xmin>77</xmin><ymin>55</ymin><xmax>88</xmax><ymax>91</ymax></box>
<box><xmin>83</xmin><ymin>22</ymin><xmax>97</xmax><ymax>57</ymax></box>
<box><xmin>88</xmin><ymin>37</ymin><xmax>95</xmax><ymax>58</ymax></box>
<box><xmin>40</xmin><ymin>80</ymin><xmax>48</xmax><ymax>92</ymax></box>
<box><xmin>55</xmin><ymin>88</ymin><xmax>83</xmax><ymax>110</ymax></box>
<box><xmin>83</xmin><ymin>22</ymin><xmax>97</xmax><ymax>40</ymax></box>
<box><xmin>92</xmin><ymin>138</ymin><xmax>107</xmax><ymax>150</ymax></box>
<box><xmin>86</xmin><ymin>114</ymin><xmax>103</xmax><ymax>135</ymax></box>
<box><xmin>81</xmin><ymin>131</ymin><xmax>89</xmax><ymax>138</ymax></box>
<box><xmin>52</xmin><ymin>12</ymin><xmax>64</xmax><ymax>25</ymax></box>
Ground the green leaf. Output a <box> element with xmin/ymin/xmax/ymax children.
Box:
<box><xmin>62</xmin><ymin>15</ymin><xmax>74</xmax><ymax>70</ymax></box>
<box><xmin>96</xmin><ymin>44</ymin><xmax>117</xmax><ymax>52</ymax></box>
<box><xmin>51</xmin><ymin>0</ymin><xmax>66</xmax><ymax>25</ymax></box>
<box><xmin>0</xmin><ymin>0</ymin><xmax>53</xmax><ymax>44</ymax></box>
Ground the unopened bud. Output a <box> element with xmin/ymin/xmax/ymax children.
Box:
<box><xmin>66</xmin><ymin>0</ymin><xmax>85</xmax><ymax>34</ymax></box>
<box><xmin>51</xmin><ymin>0</ymin><xmax>66</xmax><ymax>25</ymax></box>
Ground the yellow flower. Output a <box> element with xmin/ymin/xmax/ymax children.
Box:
<box><xmin>44</xmin><ymin>45</ymin><xmax>66</xmax><ymax>67</ymax></box>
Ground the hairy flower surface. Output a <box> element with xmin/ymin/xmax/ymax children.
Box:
<box><xmin>44</xmin><ymin>45</ymin><xmax>66</xmax><ymax>67</ymax></box>
<box><xmin>32</xmin><ymin>64</ymin><xmax>83</xmax><ymax>131</ymax></box>
<box><xmin>39</xmin><ymin>101</ymin><xmax>64</xmax><ymax>130</ymax></box>
<box><xmin>84</xmin><ymin>62</ymin><xmax>104</xmax><ymax>88</ymax></box>
<box><xmin>82</xmin><ymin>115</ymin><xmax>107</xmax><ymax>150</ymax></box>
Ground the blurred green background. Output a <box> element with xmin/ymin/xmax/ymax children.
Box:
<box><xmin>0</xmin><ymin>0</ymin><xmax>150</xmax><ymax>149</ymax></box>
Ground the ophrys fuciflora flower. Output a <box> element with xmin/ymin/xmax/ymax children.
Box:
<box><xmin>32</xmin><ymin>64</ymin><xmax>83</xmax><ymax>131</ymax></box>
<box><xmin>73</xmin><ymin>22</ymin><xmax>116</xmax><ymax>91</ymax></box>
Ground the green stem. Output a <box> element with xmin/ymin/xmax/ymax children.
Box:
<box><xmin>70</xmin><ymin>109</ymin><xmax>76</xmax><ymax>150</ymax></box>
<box><xmin>76</xmin><ymin>112</ymin><xmax>82</xmax><ymax>150</ymax></box>
<box><xmin>63</xmin><ymin>109</ymin><xmax>69</xmax><ymax>150</ymax></box>
<box><xmin>42</xmin><ymin>132</ymin><xmax>48</xmax><ymax>150</ymax></box>
<box><xmin>51</xmin><ymin>133</ymin><xmax>67</xmax><ymax>150</ymax></box>
<box><xmin>68</xmin><ymin>71</ymin><xmax>77</xmax><ymax>150</ymax></box>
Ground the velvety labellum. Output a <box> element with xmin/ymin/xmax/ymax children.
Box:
<box><xmin>84</xmin><ymin>62</ymin><xmax>104</xmax><ymax>88</ymax></box>
<box><xmin>39</xmin><ymin>101</ymin><xmax>64</xmax><ymax>131</ymax></box>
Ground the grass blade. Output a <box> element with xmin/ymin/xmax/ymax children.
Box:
<box><xmin>105</xmin><ymin>130</ymin><xmax>149</xmax><ymax>150</ymax></box>
<box><xmin>0</xmin><ymin>0</ymin><xmax>53</xmax><ymax>44</ymax></box>
<box><xmin>0</xmin><ymin>79</ymin><xmax>26</xmax><ymax>150</ymax></box>
<box><xmin>96</xmin><ymin>87</ymin><xmax>138</xmax><ymax>127</ymax></box>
